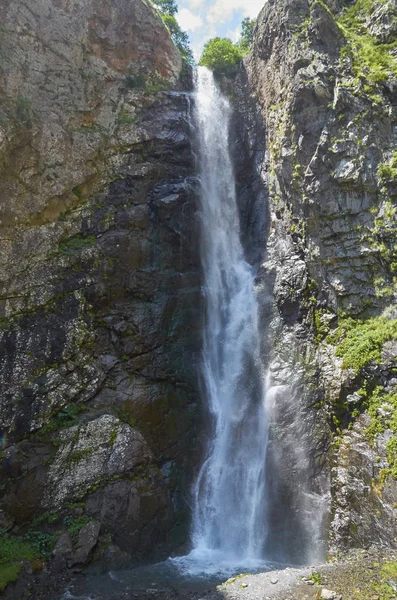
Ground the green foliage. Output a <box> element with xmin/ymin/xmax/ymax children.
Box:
<box><xmin>23</xmin><ymin>531</ymin><xmax>57</xmax><ymax>560</ymax></box>
<box><xmin>237</xmin><ymin>17</ymin><xmax>256</xmax><ymax>53</ymax></box>
<box><xmin>199</xmin><ymin>37</ymin><xmax>243</xmax><ymax>77</ymax></box>
<box><xmin>153</xmin><ymin>0</ymin><xmax>194</xmax><ymax>64</ymax></box>
<box><xmin>161</xmin><ymin>14</ymin><xmax>194</xmax><ymax>64</ymax></box>
<box><xmin>377</xmin><ymin>162</ymin><xmax>397</xmax><ymax>181</ymax></box>
<box><xmin>0</xmin><ymin>533</ymin><xmax>39</xmax><ymax>564</ymax></box>
<box><xmin>64</xmin><ymin>515</ymin><xmax>92</xmax><ymax>542</ymax></box>
<box><xmin>337</xmin><ymin>0</ymin><xmax>397</xmax><ymax>91</ymax></box>
<box><xmin>0</xmin><ymin>563</ymin><xmax>22</xmax><ymax>592</ymax></box>
<box><xmin>58</xmin><ymin>234</ymin><xmax>97</xmax><ymax>256</ymax></box>
<box><xmin>145</xmin><ymin>77</ymin><xmax>172</xmax><ymax>92</ymax></box>
<box><xmin>109</xmin><ymin>429</ymin><xmax>117</xmax><ymax>446</ymax></box>
<box><xmin>118</xmin><ymin>109</ymin><xmax>136</xmax><ymax>125</ymax></box>
<box><xmin>39</xmin><ymin>404</ymin><xmax>86</xmax><ymax>436</ymax></box>
<box><xmin>0</xmin><ymin>532</ymin><xmax>40</xmax><ymax>591</ymax></box>
<box><xmin>363</xmin><ymin>386</ymin><xmax>397</xmax><ymax>480</ymax></box>
<box><xmin>328</xmin><ymin>315</ymin><xmax>397</xmax><ymax>374</ymax></box>
<box><xmin>314</xmin><ymin>309</ymin><xmax>333</xmax><ymax>341</ymax></box>
<box><xmin>32</xmin><ymin>511</ymin><xmax>59</xmax><ymax>526</ymax></box>
<box><xmin>153</xmin><ymin>0</ymin><xmax>178</xmax><ymax>16</ymax></box>
<box><xmin>308</xmin><ymin>572</ymin><xmax>322</xmax><ymax>585</ymax></box>
<box><xmin>67</xmin><ymin>448</ymin><xmax>93</xmax><ymax>463</ymax></box>
<box><xmin>114</xmin><ymin>407</ymin><xmax>137</xmax><ymax>428</ymax></box>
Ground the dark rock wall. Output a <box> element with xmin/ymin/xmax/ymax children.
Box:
<box><xmin>0</xmin><ymin>0</ymin><xmax>201</xmax><ymax>565</ymax></box>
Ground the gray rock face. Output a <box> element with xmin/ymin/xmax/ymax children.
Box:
<box><xmin>71</xmin><ymin>521</ymin><xmax>101</xmax><ymax>565</ymax></box>
<box><xmin>0</xmin><ymin>0</ymin><xmax>199</xmax><ymax>567</ymax></box>
<box><xmin>239</xmin><ymin>0</ymin><xmax>397</xmax><ymax>555</ymax></box>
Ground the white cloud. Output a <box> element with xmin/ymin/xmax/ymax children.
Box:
<box><xmin>192</xmin><ymin>25</ymin><xmax>217</xmax><ymax>59</ymax></box>
<box><xmin>226</xmin><ymin>24</ymin><xmax>241</xmax><ymax>43</ymax></box>
<box><xmin>188</xmin><ymin>0</ymin><xmax>206</xmax><ymax>8</ymax></box>
<box><xmin>208</xmin><ymin>0</ymin><xmax>265</xmax><ymax>23</ymax></box>
<box><xmin>177</xmin><ymin>7</ymin><xmax>204</xmax><ymax>31</ymax></box>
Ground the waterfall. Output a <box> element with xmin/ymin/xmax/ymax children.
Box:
<box><xmin>188</xmin><ymin>67</ymin><xmax>269</xmax><ymax>569</ymax></box>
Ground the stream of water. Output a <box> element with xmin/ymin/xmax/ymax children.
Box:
<box><xmin>179</xmin><ymin>66</ymin><xmax>269</xmax><ymax>573</ymax></box>
<box><xmin>60</xmin><ymin>67</ymin><xmax>303</xmax><ymax>600</ymax></box>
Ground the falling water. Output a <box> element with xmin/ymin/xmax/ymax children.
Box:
<box><xmin>187</xmin><ymin>67</ymin><xmax>269</xmax><ymax>571</ymax></box>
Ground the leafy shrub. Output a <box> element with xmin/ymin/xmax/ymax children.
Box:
<box><xmin>328</xmin><ymin>315</ymin><xmax>397</xmax><ymax>373</ymax></box>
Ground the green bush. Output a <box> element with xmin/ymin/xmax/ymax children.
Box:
<box><xmin>328</xmin><ymin>315</ymin><xmax>397</xmax><ymax>374</ymax></box>
<box><xmin>199</xmin><ymin>37</ymin><xmax>243</xmax><ymax>77</ymax></box>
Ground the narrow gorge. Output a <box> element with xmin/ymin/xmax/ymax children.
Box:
<box><xmin>1</xmin><ymin>0</ymin><xmax>397</xmax><ymax>598</ymax></box>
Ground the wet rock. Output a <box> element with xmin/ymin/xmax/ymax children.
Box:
<box><xmin>52</xmin><ymin>533</ymin><xmax>73</xmax><ymax>569</ymax></box>
<box><xmin>0</xmin><ymin>0</ymin><xmax>200</xmax><ymax>574</ymax></box>
<box><xmin>71</xmin><ymin>521</ymin><xmax>101</xmax><ymax>566</ymax></box>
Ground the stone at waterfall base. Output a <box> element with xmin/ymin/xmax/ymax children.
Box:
<box><xmin>320</xmin><ymin>590</ymin><xmax>341</xmax><ymax>600</ymax></box>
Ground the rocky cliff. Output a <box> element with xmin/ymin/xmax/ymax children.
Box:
<box><xmin>239</xmin><ymin>0</ymin><xmax>397</xmax><ymax>558</ymax></box>
<box><xmin>0</xmin><ymin>0</ymin><xmax>201</xmax><ymax>588</ymax></box>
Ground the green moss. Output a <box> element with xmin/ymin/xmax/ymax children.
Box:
<box><xmin>38</xmin><ymin>403</ymin><xmax>86</xmax><ymax>437</ymax></box>
<box><xmin>114</xmin><ymin>407</ymin><xmax>137</xmax><ymax>428</ymax></box>
<box><xmin>145</xmin><ymin>78</ymin><xmax>172</xmax><ymax>92</ymax></box>
<box><xmin>337</xmin><ymin>0</ymin><xmax>397</xmax><ymax>92</ymax></box>
<box><xmin>117</xmin><ymin>109</ymin><xmax>137</xmax><ymax>125</ymax></box>
<box><xmin>0</xmin><ymin>534</ymin><xmax>39</xmax><ymax>564</ymax></box>
<box><xmin>0</xmin><ymin>563</ymin><xmax>22</xmax><ymax>592</ymax></box>
<box><xmin>64</xmin><ymin>515</ymin><xmax>92</xmax><ymax>542</ymax></box>
<box><xmin>58</xmin><ymin>234</ymin><xmax>97</xmax><ymax>256</ymax></box>
<box><xmin>363</xmin><ymin>386</ymin><xmax>397</xmax><ymax>479</ymax></box>
<box><xmin>0</xmin><ymin>532</ymin><xmax>41</xmax><ymax>591</ymax></box>
<box><xmin>223</xmin><ymin>573</ymin><xmax>250</xmax><ymax>586</ymax></box>
<box><xmin>377</xmin><ymin>162</ymin><xmax>397</xmax><ymax>181</ymax></box>
<box><xmin>327</xmin><ymin>315</ymin><xmax>397</xmax><ymax>374</ymax></box>
<box><xmin>109</xmin><ymin>429</ymin><xmax>117</xmax><ymax>446</ymax></box>
<box><xmin>314</xmin><ymin>308</ymin><xmax>333</xmax><ymax>341</ymax></box>
<box><xmin>67</xmin><ymin>448</ymin><xmax>93</xmax><ymax>463</ymax></box>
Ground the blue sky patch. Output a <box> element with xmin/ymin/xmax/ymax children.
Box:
<box><xmin>176</xmin><ymin>0</ymin><xmax>266</xmax><ymax>59</ymax></box>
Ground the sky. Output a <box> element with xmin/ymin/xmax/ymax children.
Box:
<box><xmin>175</xmin><ymin>0</ymin><xmax>267</xmax><ymax>60</ymax></box>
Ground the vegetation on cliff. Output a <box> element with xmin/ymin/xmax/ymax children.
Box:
<box><xmin>337</xmin><ymin>0</ymin><xmax>397</xmax><ymax>88</ymax></box>
<box><xmin>153</xmin><ymin>0</ymin><xmax>194</xmax><ymax>63</ymax></box>
<box><xmin>198</xmin><ymin>18</ymin><xmax>256</xmax><ymax>76</ymax></box>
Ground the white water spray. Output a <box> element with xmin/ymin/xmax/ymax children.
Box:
<box><xmin>187</xmin><ymin>67</ymin><xmax>269</xmax><ymax>570</ymax></box>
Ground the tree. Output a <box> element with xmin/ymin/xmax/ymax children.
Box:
<box><xmin>153</xmin><ymin>0</ymin><xmax>195</xmax><ymax>64</ymax></box>
<box><xmin>199</xmin><ymin>37</ymin><xmax>243</xmax><ymax>77</ymax></box>
<box><xmin>153</xmin><ymin>0</ymin><xmax>178</xmax><ymax>16</ymax></box>
<box><xmin>162</xmin><ymin>14</ymin><xmax>194</xmax><ymax>64</ymax></box>
<box><xmin>240</xmin><ymin>17</ymin><xmax>255</xmax><ymax>48</ymax></box>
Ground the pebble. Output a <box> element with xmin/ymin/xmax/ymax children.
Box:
<box><xmin>241</xmin><ymin>583</ymin><xmax>248</xmax><ymax>588</ymax></box>
<box><xmin>270</xmin><ymin>577</ymin><xmax>279</xmax><ymax>584</ymax></box>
